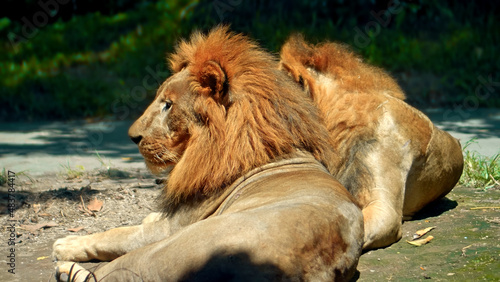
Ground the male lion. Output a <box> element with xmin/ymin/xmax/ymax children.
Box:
<box><xmin>279</xmin><ymin>36</ymin><xmax>464</xmax><ymax>250</ymax></box>
<box><xmin>52</xmin><ymin>27</ymin><xmax>364</xmax><ymax>281</ymax></box>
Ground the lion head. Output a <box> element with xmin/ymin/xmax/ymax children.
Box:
<box><xmin>128</xmin><ymin>27</ymin><xmax>337</xmax><ymax>204</ymax></box>
<box><xmin>279</xmin><ymin>35</ymin><xmax>406</xmax><ymax>100</ymax></box>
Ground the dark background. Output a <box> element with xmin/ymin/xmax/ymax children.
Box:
<box><xmin>1</xmin><ymin>0</ymin><xmax>498</xmax><ymax>121</ymax></box>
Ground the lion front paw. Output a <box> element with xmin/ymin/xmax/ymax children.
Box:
<box><xmin>56</xmin><ymin>262</ymin><xmax>96</xmax><ymax>282</ymax></box>
<box><xmin>52</xmin><ymin>235</ymin><xmax>95</xmax><ymax>262</ymax></box>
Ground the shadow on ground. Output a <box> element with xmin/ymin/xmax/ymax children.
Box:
<box><xmin>424</xmin><ymin>108</ymin><xmax>500</xmax><ymax>140</ymax></box>
<box><xmin>0</xmin><ymin>120</ymin><xmax>139</xmax><ymax>159</ymax></box>
<box><xmin>412</xmin><ymin>197</ymin><xmax>458</xmax><ymax>221</ymax></box>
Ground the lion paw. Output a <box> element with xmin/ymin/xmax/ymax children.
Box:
<box><xmin>56</xmin><ymin>262</ymin><xmax>96</xmax><ymax>282</ymax></box>
<box><xmin>52</xmin><ymin>235</ymin><xmax>94</xmax><ymax>262</ymax></box>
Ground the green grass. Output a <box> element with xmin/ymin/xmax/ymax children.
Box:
<box><xmin>0</xmin><ymin>168</ymin><xmax>6</xmax><ymax>186</ymax></box>
<box><xmin>0</xmin><ymin>1</ymin><xmax>195</xmax><ymax>121</ymax></box>
<box><xmin>460</xmin><ymin>139</ymin><xmax>500</xmax><ymax>190</ymax></box>
<box><xmin>59</xmin><ymin>161</ymin><xmax>85</xmax><ymax>179</ymax></box>
<box><xmin>94</xmin><ymin>150</ymin><xmax>112</xmax><ymax>169</ymax></box>
<box><xmin>0</xmin><ymin>168</ymin><xmax>34</xmax><ymax>185</ymax></box>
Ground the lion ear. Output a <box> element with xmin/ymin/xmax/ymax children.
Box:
<box><xmin>198</xmin><ymin>60</ymin><xmax>227</xmax><ymax>103</ymax></box>
<box><xmin>280</xmin><ymin>62</ymin><xmax>305</xmax><ymax>88</ymax></box>
<box><xmin>279</xmin><ymin>62</ymin><xmax>294</xmax><ymax>77</ymax></box>
<box><xmin>280</xmin><ymin>62</ymin><xmax>298</xmax><ymax>81</ymax></box>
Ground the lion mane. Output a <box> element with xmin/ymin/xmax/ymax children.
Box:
<box><xmin>52</xmin><ymin>27</ymin><xmax>363</xmax><ymax>282</ymax></box>
<box><xmin>162</xmin><ymin>27</ymin><xmax>337</xmax><ymax>203</ymax></box>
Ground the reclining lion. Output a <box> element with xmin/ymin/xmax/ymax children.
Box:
<box><xmin>279</xmin><ymin>36</ymin><xmax>464</xmax><ymax>250</ymax></box>
<box><xmin>52</xmin><ymin>27</ymin><xmax>364</xmax><ymax>281</ymax></box>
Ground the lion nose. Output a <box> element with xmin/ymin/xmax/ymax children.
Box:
<box><xmin>130</xmin><ymin>135</ymin><xmax>143</xmax><ymax>144</ymax></box>
<box><xmin>129</xmin><ymin>119</ymin><xmax>145</xmax><ymax>144</ymax></box>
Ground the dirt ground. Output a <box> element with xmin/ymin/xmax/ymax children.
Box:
<box><xmin>1</xmin><ymin>168</ymin><xmax>499</xmax><ymax>282</ymax></box>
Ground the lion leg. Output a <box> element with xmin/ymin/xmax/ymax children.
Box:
<box><xmin>360</xmin><ymin>138</ymin><xmax>413</xmax><ymax>250</ymax></box>
<box><xmin>403</xmin><ymin>128</ymin><xmax>464</xmax><ymax>218</ymax></box>
<box><xmin>362</xmin><ymin>200</ymin><xmax>403</xmax><ymax>250</ymax></box>
<box><xmin>52</xmin><ymin>217</ymin><xmax>172</xmax><ymax>262</ymax></box>
<box><xmin>55</xmin><ymin>201</ymin><xmax>362</xmax><ymax>281</ymax></box>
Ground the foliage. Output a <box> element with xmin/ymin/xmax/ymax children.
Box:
<box><xmin>190</xmin><ymin>0</ymin><xmax>499</xmax><ymax>108</ymax></box>
<box><xmin>0</xmin><ymin>168</ymin><xmax>33</xmax><ymax>185</ymax></box>
<box><xmin>59</xmin><ymin>161</ymin><xmax>85</xmax><ymax>179</ymax></box>
<box><xmin>0</xmin><ymin>168</ymin><xmax>6</xmax><ymax>186</ymax></box>
<box><xmin>0</xmin><ymin>1</ymin><xmax>193</xmax><ymax>121</ymax></box>
<box><xmin>460</xmin><ymin>139</ymin><xmax>500</xmax><ymax>190</ymax></box>
<box><xmin>0</xmin><ymin>0</ymin><xmax>498</xmax><ymax>121</ymax></box>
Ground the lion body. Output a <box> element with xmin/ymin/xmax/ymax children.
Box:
<box><xmin>280</xmin><ymin>37</ymin><xmax>464</xmax><ymax>250</ymax></box>
<box><xmin>53</xmin><ymin>27</ymin><xmax>363</xmax><ymax>281</ymax></box>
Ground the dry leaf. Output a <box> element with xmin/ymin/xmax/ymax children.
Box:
<box><xmin>20</xmin><ymin>222</ymin><xmax>58</xmax><ymax>233</ymax></box>
<box><xmin>121</xmin><ymin>157</ymin><xmax>132</xmax><ymax>161</ymax></box>
<box><xmin>87</xmin><ymin>197</ymin><xmax>103</xmax><ymax>212</ymax></box>
<box><xmin>413</xmin><ymin>226</ymin><xmax>436</xmax><ymax>239</ymax></box>
<box><xmin>407</xmin><ymin>235</ymin><xmax>434</xmax><ymax>246</ymax></box>
<box><xmin>68</xmin><ymin>226</ymin><xmax>85</xmax><ymax>232</ymax></box>
<box><xmin>37</xmin><ymin>256</ymin><xmax>49</xmax><ymax>260</ymax></box>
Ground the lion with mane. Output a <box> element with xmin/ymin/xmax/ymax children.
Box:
<box><xmin>279</xmin><ymin>36</ymin><xmax>464</xmax><ymax>250</ymax></box>
<box><xmin>52</xmin><ymin>27</ymin><xmax>363</xmax><ymax>281</ymax></box>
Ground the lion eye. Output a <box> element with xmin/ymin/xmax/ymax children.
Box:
<box><xmin>163</xmin><ymin>101</ymin><xmax>173</xmax><ymax>112</ymax></box>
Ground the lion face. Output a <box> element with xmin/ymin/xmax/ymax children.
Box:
<box><xmin>128</xmin><ymin>69</ymin><xmax>193</xmax><ymax>175</ymax></box>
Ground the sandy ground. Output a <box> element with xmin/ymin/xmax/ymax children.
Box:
<box><xmin>0</xmin><ymin>171</ymin><xmax>498</xmax><ymax>282</ymax></box>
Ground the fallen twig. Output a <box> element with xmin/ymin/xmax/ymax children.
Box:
<box><xmin>80</xmin><ymin>195</ymin><xmax>96</xmax><ymax>217</ymax></box>
<box><xmin>461</xmin><ymin>244</ymin><xmax>472</xmax><ymax>257</ymax></box>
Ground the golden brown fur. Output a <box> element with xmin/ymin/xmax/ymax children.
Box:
<box><xmin>52</xmin><ymin>27</ymin><xmax>363</xmax><ymax>281</ymax></box>
<box><xmin>159</xmin><ymin>28</ymin><xmax>337</xmax><ymax>203</ymax></box>
<box><xmin>280</xmin><ymin>34</ymin><xmax>405</xmax><ymax>101</ymax></box>
<box><xmin>280</xmin><ymin>36</ymin><xmax>463</xmax><ymax>250</ymax></box>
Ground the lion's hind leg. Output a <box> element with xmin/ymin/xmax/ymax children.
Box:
<box><xmin>362</xmin><ymin>198</ymin><xmax>404</xmax><ymax>250</ymax></box>
<box><xmin>359</xmin><ymin>138</ymin><xmax>413</xmax><ymax>250</ymax></box>
<box><xmin>403</xmin><ymin>128</ymin><xmax>464</xmax><ymax>218</ymax></box>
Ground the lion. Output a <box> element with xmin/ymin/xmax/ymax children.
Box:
<box><xmin>52</xmin><ymin>27</ymin><xmax>364</xmax><ymax>281</ymax></box>
<box><xmin>279</xmin><ymin>35</ymin><xmax>464</xmax><ymax>250</ymax></box>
